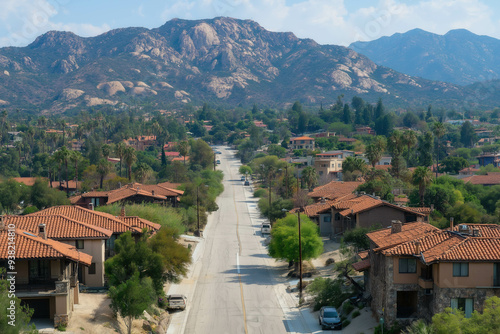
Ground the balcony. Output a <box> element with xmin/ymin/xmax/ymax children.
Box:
<box><xmin>16</xmin><ymin>279</ymin><xmax>70</xmax><ymax>298</ymax></box>
<box><xmin>418</xmin><ymin>276</ymin><xmax>434</xmax><ymax>289</ymax></box>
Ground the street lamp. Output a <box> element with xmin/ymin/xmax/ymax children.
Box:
<box><xmin>296</xmin><ymin>171</ymin><xmax>303</xmax><ymax>301</ymax></box>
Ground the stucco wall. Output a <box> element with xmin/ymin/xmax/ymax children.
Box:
<box><xmin>62</xmin><ymin>239</ymin><xmax>105</xmax><ymax>287</ymax></box>
<box><xmin>16</xmin><ymin>261</ymin><xmax>29</xmax><ymax>284</ymax></box>
<box><xmin>436</xmin><ymin>262</ymin><xmax>495</xmax><ymax>288</ymax></box>
<box><xmin>392</xmin><ymin>257</ymin><xmax>423</xmax><ymax>284</ymax></box>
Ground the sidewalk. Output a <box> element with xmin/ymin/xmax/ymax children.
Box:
<box><xmin>245</xmin><ymin>183</ymin><xmax>378</xmax><ymax>334</ymax></box>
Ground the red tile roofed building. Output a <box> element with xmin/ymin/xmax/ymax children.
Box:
<box><xmin>308</xmin><ymin>180</ymin><xmax>364</xmax><ymax>201</ymax></box>
<box><xmin>337</xmin><ymin>136</ymin><xmax>356</xmax><ymax>143</ymax></box>
<box><xmin>362</xmin><ymin>222</ymin><xmax>500</xmax><ymax>327</ymax></box>
<box><xmin>70</xmin><ymin>182</ymin><xmax>184</xmax><ymax>208</ymax></box>
<box><xmin>5</xmin><ymin>215</ymin><xmax>112</xmax><ymax>287</ymax></box>
<box><xmin>253</xmin><ymin>120</ymin><xmax>267</xmax><ymax>128</ymax></box>
<box><xmin>296</xmin><ymin>192</ymin><xmax>429</xmax><ymax>236</ymax></box>
<box><xmin>12</xmin><ymin>177</ymin><xmax>47</xmax><ymax>186</ymax></box>
<box><xmin>289</xmin><ymin>136</ymin><xmax>315</xmax><ymax>150</ymax></box>
<box><xmin>0</xmin><ymin>224</ymin><xmax>92</xmax><ymax>327</ymax></box>
<box><xmin>461</xmin><ymin>172</ymin><xmax>500</xmax><ymax>186</ymax></box>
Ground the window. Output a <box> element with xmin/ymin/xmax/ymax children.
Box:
<box><xmin>494</xmin><ymin>263</ymin><xmax>500</xmax><ymax>286</ymax></box>
<box><xmin>453</xmin><ymin>263</ymin><xmax>469</xmax><ymax>277</ymax></box>
<box><xmin>29</xmin><ymin>260</ymin><xmax>50</xmax><ymax>282</ymax></box>
<box><xmin>323</xmin><ymin>215</ymin><xmax>331</xmax><ymax>223</ymax></box>
<box><xmin>76</xmin><ymin>240</ymin><xmax>84</xmax><ymax>249</ymax></box>
<box><xmin>335</xmin><ymin>213</ymin><xmax>341</xmax><ymax>221</ymax></box>
<box><xmin>451</xmin><ymin>298</ymin><xmax>473</xmax><ymax>318</ymax></box>
<box><xmin>89</xmin><ymin>263</ymin><xmax>96</xmax><ymax>275</ymax></box>
<box><xmin>399</xmin><ymin>258</ymin><xmax>417</xmax><ymax>273</ymax></box>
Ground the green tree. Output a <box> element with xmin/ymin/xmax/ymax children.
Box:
<box><xmin>306</xmin><ymin>277</ymin><xmax>351</xmax><ymax>311</ymax></box>
<box><xmin>412</xmin><ymin>166</ymin><xmax>433</xmax><ymax>206</ymax></box>
<box><xmin>177</xmin><ymin>140</ymin><xmax>189</xmax><ymax>166</ymax></box>
<box><xmin>460</xmin><ymin>121</ymin><xmax>477</xmax><ymax>148</ymax></box>
<box><xmin>342</xmin><ymin>104</ymin><xmax>352</xmax><ymax>124</ymax></box>
<box><xmin>69</xmin><ymin>150</ymin><xmax>83</xmax><ymax>193</ymax></box>
<box><xmin>189</xmin><ymin>139</ymin><xmax>213</xmax><ymax>169</ymax></box>
<box><xmin>441</xmin><ymin>156</ymin><xmax>469</xmax><ymax>174</ymax></box>
<box><xmin>105</xmin><ymin>231</ymin><xmax>165</xmax><ymax>296</ymax></box>
<box><xmin>432</xmin><ymin>122</ymin><xmax>446</xmax><ymax>178</ymax></box>
<box><xmin>239</xmin><ymin>165</ymin><xmax>253</xmax><ymax>178</ymax></box>
<box><xmin>114</xmin><ymin>142</ymin><xmax>126</xmax><ymax>178</ymax></box>
<box><xmin>134</xmin><ymin>162</ymin><xmax>153</xmax><ymax>184</ymax></box>
<box><xmin>403</xmin><ymin>319</ymin><xmax>434</xmax><ymax>334</ymax></box>
<box><xmin>418</xmin><ymin>131</ymin><xmax>434</xmax><ymax>167</ymax></box>
<box><xmin>0</xmin><ymin>269</ymin><xmax>37</xmax><ymax>333</ymax></box>
<box><xmin>365</xmin><ymin>136</ymin><xmax>387</xmax><ymax>168</ymax></box>
<box><xmin>268</xmin><ymin>213</ymin><xmax>323</xmax><ymax>269</ymax></box>
<box><xmin>123</xmin><ymin>146</ymin><xmax>137</xmax><ymax>181</ymax></box>
<box><xmin>108</xmin><ymin>272</ymin><xmax>155</xmax><ymax>334</ymax></box>
<box><xmin>402</xmin><ymin>130</ymin><xmax>418</xmax><ymax>167</ymax></box>
<box><xmin>342</xmin><ymin>156</ymin><xmax>367</xmax><ymax>176</ymax></box>
<box><xmin>97</xmin><ymin>159</ymin><xmax>113</xmax><ymax>189</ymax></box>
<box><xmin>301</xmin><ymin>166</ymin><xmax>318</xmax><ymax>191</ymax></box>
<box><xmin>31</xmin><ymin>178</ymin><xmax>70</xmax><ymax>209</ymax></box>
<box><xmin>53</xmin><ymin>146</ymin><xmax>71</xmax><ymax>195</ymax></box>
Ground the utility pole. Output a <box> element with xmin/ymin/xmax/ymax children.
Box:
<box><xmin>213</xmin><ymin>152</ymin><xmax>216</xmax><ymax>171</ymax></box>
<box><xmin>285</xmin><ymin>164</ymin><xmax>289</xmax><ymax>198</ymax></box>
<box><xmin>196</xmin><ymin>185</ymin><xmax>200</xmax><ymax>236</ymax></box>
<box><xmin>296</xmin><ymin>171</ymin><xmax>303</xmax><ymax>300</ymax></box>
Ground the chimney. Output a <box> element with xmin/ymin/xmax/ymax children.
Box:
<box><xmin>450</xmin><ymin>217</ymin><xmax>454</xmax><ymax>230</ymax></box>
<box><xmin>88</xmin><ymin>202</ymin><xmax>94</xmax><ymax>211</ymax></box>
<box><xmin>391</xmin><ymin>220</ymin><xmax>402</xmax><ymax>234</ymax></box>
<box><xmin>38</xmin><ymin>223</ymin><xmax>47</xmax><ymax>239</ymax></box>
<box><xmin>152</xmin><ymin>190</ymin><xmax>155</xmax><ymax>196</ymax></box>
<box><xmin>120</xmin><ymin>205</ymin><xmax>125</xmax><ymax>217</ymax></box>
<box><xmin>320</xmin><ymin>197</ymin><xmax>325</xmax><ymax>203</ymax></box>
<box><xmin>415</xmin><ymin>241</ymin><xmax>420</xmax><ymax>255</ymax></box>
<box><xmin>472</xmin><ymin>228</ymin><xmax>480</xmax><ymax>237</ymax></box>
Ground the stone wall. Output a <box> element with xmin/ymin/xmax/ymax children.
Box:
<box><xmin>433</xmin><ymin>286</ymin><xmax>500</xmax><ymax>315</ymax></box>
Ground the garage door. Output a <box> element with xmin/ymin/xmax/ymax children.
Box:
<box><xmin>21</xmin><ymin>298</ymin><xmax>51</xmax><ymax>318</ymax></box>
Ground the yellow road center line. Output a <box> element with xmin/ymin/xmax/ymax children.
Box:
<box><xmin>231</xmin><ymin>166</ymin><xmax>248</xmax><ymax>334</ymax></box>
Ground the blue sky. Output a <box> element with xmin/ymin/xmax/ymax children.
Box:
<box><xmin>2</xmin><ymin>0</ymin><xmax>500</xmax><ymax>47</ymax></box>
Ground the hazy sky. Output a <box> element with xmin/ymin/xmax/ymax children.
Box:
<box><xmin>1</xmin><ymin>0</ymin><xmax>500</xmax><ymax>48</ymax></box>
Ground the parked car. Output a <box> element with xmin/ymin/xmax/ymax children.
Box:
<box><xmin>261</xmin><ymin>223</ymin><xmax>272</xmax><ymax>235</ymax></box>
<box><xmin>216</xmin><ymin>159</ymin><xmax>221</xmax><ymax>164</ymax></box>
<box><xmin>244</xmin><ymin>180</ymin><xmax>250</xmax><ymax>186</ymax></box>
<box><xmin>167</xmin><ymin>294</ymin><xmax>187</xmax><ymax>310</ymax></box>
<box><xmin>319</xmin><ymin>306</ymin><xmax>342</xmax><ymax>330</ymax></box>
<box><xmin>241</xmin><ymin>176</ymin><xmax>246</xmax><ymax>181</ymax></box>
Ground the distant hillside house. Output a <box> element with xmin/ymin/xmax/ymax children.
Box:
<box><xmin>476</xmin><ymin>153</ymin><xmax>500</xmax><ymax>168</ymax></box>
<box><xmin>289</xmin><ymin>136</ymin><xmax>315</xmax><ymax>150</ymax></box>
<box><xmin>314</xmin><ymin>150</ymin><xmax>355</xmax><ymax>178</ymax></box>
<box><xmin>462</xmin><ymin>173</ymin><xmax>500</xmax><ymax>186</ymax></box>
<box><xmin>70</xmin><ymin>182</ymin><xmax>183</xmax><ymax>208</ymax></box>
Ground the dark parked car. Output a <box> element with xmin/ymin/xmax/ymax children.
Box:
<box><xmin>241</xmin><ymin>176</ymin><xmax>246</xmax><ymax>181</ymax></box>
<box><xmin>319</xmin><ymin>306</ymin><xmax>342</xmax><ymax>330</ymax></box>
<box><xmin>244</xmin><ymin>180</ymin><xmax>250</xmax><ymax>186</ymax></box>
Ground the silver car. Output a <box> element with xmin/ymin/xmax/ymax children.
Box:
<box><xmin>319</xmin><ymin>306</ymin><xmax>342</xmax><ymax>330</ymax></box>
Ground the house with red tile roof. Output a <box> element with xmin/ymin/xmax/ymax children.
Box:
<box><xmin>360</xmin><ymin>221</ymin><xmax>500</xmax><ymax>327</ymax></box>
<box><xmin>5</xmin><ymin>215</ymin><xmax>112</xmax><ymax>287</ymax></box>
<box><xmin>314</xmin><ymin>150</ymin><xmax>355</xmax><ymax>178</ymax></box>
<box><xmin>461</xmin><ymin>172</ymin><xmax>500</xmax><ymax>186</ymax></box>
<box><xmin>0</xmin><ymin>222</ymin><xmax>92</xmax><ymax>327</ymax></box>
<box><xmin>28</xmin><ymin>205</ymin><xmax>159</xmax><ymax>259</ymax></box>
<box><xmin>289</xmin><ymin>136</ymin><xmax>315</xmax><ymax>150</ymax></box>
<box><xmin>308</xmin><ymin>180</ymin><xmax>364</xmax><ymax>201</ymax></box>
<box><xmin>70</xmin><ymin>182</ymin><xmax>184</xmax><ymax>208</ymax></box>
<box><xmin>296</xmin><ymin>193</ymin><xmax>429</xmax><ymax>236</ymax></box>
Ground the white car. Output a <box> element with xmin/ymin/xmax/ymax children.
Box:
<box><xmin>261</xmin><ymin>223</ymin><xmax>272</xmax><ymax>235</ymax></box>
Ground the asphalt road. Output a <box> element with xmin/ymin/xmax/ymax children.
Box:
<box><xmin>167</xmin><ymin>146</ymin><xmax>290</xmax><ymax>334</ymax></box>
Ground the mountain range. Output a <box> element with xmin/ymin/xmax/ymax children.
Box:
<box><xmin>349</xmin><ymin>28</ymin><xmax>500</xmax><ymax>86</ymax></box>
<box><xmin>0</xmin><ymin>18</ymin><xmax>497</xmax><ymax>114</ymax></box>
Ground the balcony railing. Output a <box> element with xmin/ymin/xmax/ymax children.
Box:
<box><xmin>418</xmin><ymin>276</ymin><xmax>434</xmax><ymax>289</ymax></box>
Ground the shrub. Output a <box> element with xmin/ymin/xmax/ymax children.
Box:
<box><xmin>342</xmin><ymin>320</ymin><xmax>350</xmax><ymax>328</ymax></box>
<box><xmin>352</xmin><ymin>310</ymin><xmax>361</xmax><ymax>318</ymax></box>
<box><xmin>306</xmin><ymin>277</ymin><xmax>353</xmax><ymax>311</ymax></box>
<box><xmin>342</xmin><ymin>300</ymin><xmax>355</xmax><ymax>315</ymax></box>
<box><xmin>254</xmin><ymin>188</ymin><xmax>267</xmax><ymax>198</ymax></box>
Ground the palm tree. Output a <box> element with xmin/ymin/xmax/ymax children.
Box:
<box><xmin>432</xmin><ymin>122</ymin><xmax>446</xmax><ymax>178</ymax></box>
<box><xmin>53</xmin><ymin>146</ymin><xmax>71</xmax><ymax>195</ymax></box>
<box><xmin>69</xmin><ymin>150</ymin><xmax>82</xmax><ymax>193</ymax></box>
<box><xmin>301</xmin><ymin>166</ymin><xmax>318</xmax><ymax>191</ymax></box>
<box><xmin>114</xmin><ymin>142</ymin><xmax>126</xmax><ymax>177</ymax></box>
<box><xmin>97</xmin><ymin>159</ymin><xmax>113</xmax><ymax>189</ymax></box>
<box><xmin>177</xmin><ymin>141</ymin><xmax>189</xmax><ymax>165</ymax></box>
<box><xmin>365</xmin><ymin>136</ymin><xmax>387</xmax><ymax>168</ymax></box>
<box><xmin>412</xmin><ymin>166</ymin><xmax>433</xmax><ymax>206</ymax></box>
<box><xmin>123</xmin><ymin>146</ymin><xmax>137</xmax><ymax>181</ymax></box>
<box><xmin>402</xmin><ymin>130</ymin><xmax>417</xmax><ymax>167</ymax></box>
<box><xmin>134</xmin><ymin>163</ymin><xmax>153</xmax><ymax>183</ymax></box>
<box><xmin>101</xmin><ymin>143</ymin><xmax>112</xmax><ymax>159</ymax></box>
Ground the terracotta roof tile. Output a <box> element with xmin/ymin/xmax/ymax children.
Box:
<box><xmin>439</xmin><ymin>238</ymin><xmax>500</xmax><ymax>261</ymax></box>
<box><xmin>367</xmin><ymin>222</ymin><xmax>439</xmax><ymax>250</ymax></box>
<box><xmin>0</xmin><ymin>228</ymin><xmax>92</xmax><ymax>266</ymax></box>
<box><xmin>338</xmin><ymin>195</ymin><xmax>382</xmax><ymax>216</ymax></box>
<box><xmin>291</xmin><ymin>200</ymin><xmax>337</xmax><ymax>217</ymax></box>
<box><xmin>462</xmin><ymin>173</ymin><xmax>500</xmax><ymax>185</ymax></box>
<box><xmin>450</xmin><ymin>224</ymin><xmax>500</xmax><ymax>238</ymax></box>
<box><xmin>4</xmin><ymin>215</ymin><xmax>113</xmax><ymax>239</ymax></box>
<box><xmin>120</xmin><ymin>216</ymin><xmax>161</xmax><ymax>231</ymax></box>
<box><xmin>358</xmin><ymin>250</ymin><xmax>369</xmax><ymax>260</ymax></box>
<box><xmin>291</xmin><ymin>136</ymin><xmax>314</xmax><ymax>141</ymax></box>
<box><xmin>352</xmin><ymin>258</ymin><xmax>370</xmax><ymax>271</ymax></box>
<box><xmin>308</xmin><ymin>181</ymin><xmax>364</xmax><ymax>200</ymax></box>
<box><xmin>29</xmin><ymin>206</ymin><xmax>142</xmax><ymax>234</ymax></box>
